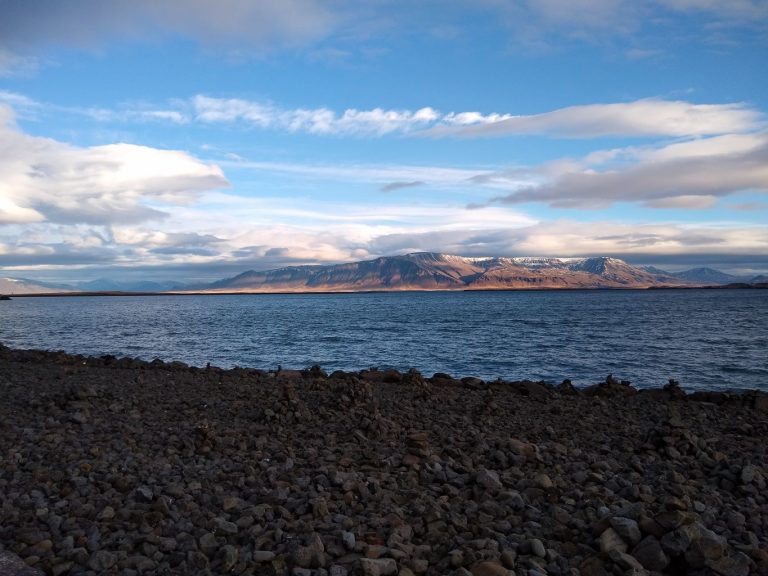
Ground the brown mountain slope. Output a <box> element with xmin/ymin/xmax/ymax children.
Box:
<box><xmin>200</xmin><ymin>253</ymin><xmax>687</xmax><ymax>293</ymax></box>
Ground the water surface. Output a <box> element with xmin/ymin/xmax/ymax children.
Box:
<box><xmin>1</xmin><ymin>289</ymin><xmax>766</xmax><ymax>390</ymax></box>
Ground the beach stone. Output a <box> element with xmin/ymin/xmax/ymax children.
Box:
<box><xmin>253</xmin><ymin>550</ymin><xmax>276</xmax><ymax>562</ymax></box>
<box><xmin>135</xmin><ymin>485</ymin><xmax>154</xmax><ymax>502</ymax></box>
<box><xmin>599</xmin><ymin>528</ymin><xmax>628</xmax><ymax>554</ymax></box>
<box><xmin>215</xmin><ymin>517</ymin><xmax>238</xmax><ymax>534</ymax></box>
<box><xmin>220</xmin><ymin>545</ymin><xmax>238</xmax><ymax>571</ymax></box>
<box><xmin>508</xmin><ymin>438</ymin><xmax>537</xmax><ymax>458</ymax></box>
<box><xmin>360</xmin><ymin>557</ymin><xmax>398</xmax><ymax>576</ymax></box>
<box><xmin>608</xmin><ymin>549</ymin><xmax>644</xmax><ymax>571</ymax></box>
<box><xmin>610</xmin><ymin>517</ymin><xmax>642</xmax><ymax>546</ymax></box>
<box><xmin>476</xmin><ymin>468</ymin><xmax>503</xmax><ymax>491</ymax></box>
<box><xmin>528</xmin><ymin>538</ymin><xmax>546</xmax><ymax>558</ymax></box>
<box><xmin>341</xmin><ymin>531</ymin><xmax>356</xmax><ymax>550</ymax></box>
<box><xmin>499</xmin><ymin>549</ymin><xmax>516</xmax><ymax>568</ymax></box>
<box><xmin>88</xmin><ymin>550</ymin><xmax>117</xmax><ymax>571</ymax></box>
<box><xmin>199</xmin><ymin>532</ymin><xmax>218</xmax><ymax>556</ymax></box>
<box><xmin>470</xmin><ymin>560</ymin><xmax>509</xmax><ymax>576</ymax></box>
<box><xmin>707</xmin><ymin>552</ymin><xmax>751</xmax><ymax>576</ymax></box>
<box><xmin>534</xmin><ymin>473</ymin><xmax>553</xmax><ymax>490</ymax></box>
<box><xmin>0</xmin><ymin>551</ymin><xmax>45</xmax><ymax>575</ymax></box>
<box><xmin>632</xmin><ymin>536</ymin><xmax>669</xmax><ymax>571</ymax></box>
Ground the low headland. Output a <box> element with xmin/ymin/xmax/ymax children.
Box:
<box><xmin>1</xmin><ymin>345</ymin><xmax>766</xmax><ymax>576</ymax></box>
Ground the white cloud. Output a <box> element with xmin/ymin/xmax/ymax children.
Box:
<box><xmin>487</xmin><ymin>131</ymin><xmax>768</xmax><ymax>208</ymax></box>
<box><xmin>12</xmin><ymin>91</ymin><xmax>763</xmax><ymax>141</ymax></box>
<box><xmin>0</xmin><ymin>104</ymin><xmax>228</xmax><ymax>226</ymax></box>
<box><xmin>0</xmin><ymin>49</ymin><xmax>38</xmax><ymax>77</ymax></box>
<box><xmin>0</xmin><ymin>1</ymin><xmax>335</xmax><ymax>53</ymax></box>
<box><xmin>193</xmin><ymin>95</ymin><xmax>440</xmax><ymax>136</ymax></box>
<box><xmin>181</xmin><ymin>96</ymin><xmax>767</xmax><ymax>139</ymax></box>
<box><xmin>426</xmin><ymin>99</ymin><xmax>763</xmax><ymax>138</ymax></box>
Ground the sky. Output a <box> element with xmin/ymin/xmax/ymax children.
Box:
<box><xmin>0</xmin><ymin>0</ymin><xmax>767</xmax><ymax>284</ymax></box>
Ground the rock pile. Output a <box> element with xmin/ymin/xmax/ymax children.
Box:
<box><xmin>0</xmin><ymin>345</ymin><xmax>766</xmax><ymax>575</ymax></box>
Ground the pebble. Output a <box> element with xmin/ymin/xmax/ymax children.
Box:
<box><xmin>0</xmin><ymin>345</ymin><xmax>766</xmax><ymax>576</ymax></box>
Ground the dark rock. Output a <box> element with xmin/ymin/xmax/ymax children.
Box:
<box><xmin>0</xmin><ymin>551</ymin><xmax>45</xmax><ymax>575</ymax></box>
<box><xmin>632</xmin><ymin>536</ymin><xmax>669</xmax><ymax>571</ymax></box>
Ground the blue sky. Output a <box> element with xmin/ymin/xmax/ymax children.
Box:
<box><xmin>0</xmin><ymin>0</ymin><xmax>767</xmax><ymax>283</ymax></box>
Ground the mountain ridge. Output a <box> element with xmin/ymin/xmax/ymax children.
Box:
<box><xmin>197</xmin><ymin>252</ymin><xmax>687</xmax><ymax>292</ymax></box>
<box><xmin>3</xmin><ymin>253</ymin><xmax>765</xmax><ymax>294</ymax></box>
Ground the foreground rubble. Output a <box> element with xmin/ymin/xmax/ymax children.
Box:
<box><xmin>1</xmin><ymin>345</ymin><xmax>766</xmax><ymax>575</ymax></box>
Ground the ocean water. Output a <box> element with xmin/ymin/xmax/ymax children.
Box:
<box><xmin>1</xmin><ymin>289</ymin><xmax>766</xmax><ymax>391</ymax></box>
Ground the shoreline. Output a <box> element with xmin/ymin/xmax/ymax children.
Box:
<box><xmin>2</xmin><ymin>283</ymin><xmax>767</xmax><ymax>298</ymax></box>
<box><xmin>1</xmin><ymin>345</ymin><xmax>766</xmax><ymax>575</ymax></box>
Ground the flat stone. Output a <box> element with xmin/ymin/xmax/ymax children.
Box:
<box><xmin>253</xmin><ymin>550</ymin><xmax>276</xmax><ymax>562</ymax></box>
<box><xmin>707</xmin><ymin>552</ymin><xmax>751</xmax><ymax>576</ymax></box>
<box><xmin>476</xmin><ymin>468</ymin><xmax>503</xmax><ymax>491</ymax></box>
<box><xmin>470</xmin><ymin>561</ymin><xmax>509</xmax><ymax>576</ymax></box>
<box><xmin>360</xmin><ymin>557</ymin><xmax>398</xmax><ymax>576</ymax></box>
<box><xmin>0</xmin><ymin>552</ymin><xmax>45</xmax><ymax>575</ymax></box>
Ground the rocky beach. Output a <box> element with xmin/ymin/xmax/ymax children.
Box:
<box><xmin>1</xmin><ymin>344</ymin><xmax>766</xmax><ymax>576</ymax></box>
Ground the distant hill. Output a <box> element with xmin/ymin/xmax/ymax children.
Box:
<box><xmin>75</xmin><ymin>279</ymin><xmax>187</xmax><ymax>292</ymax></box>
<box><xmin>200</xmin><ymin>252</ymin><xmax>688</xmax><ymax>293</ymax></box>
<box><xmin>0</xmin><ymin>278</ymin><xmax>72</xmax><ymax>295</ymax></box>
<box><xmin>670</xmin><ymin>267</ymin><xmax>742</xmax><ymax>284</ymax></box>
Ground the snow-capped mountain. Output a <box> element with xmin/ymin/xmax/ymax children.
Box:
<box><xmin>201</xmin><ymin>252</ymin><xmax>687</xmax><ymax>292</ymax></box>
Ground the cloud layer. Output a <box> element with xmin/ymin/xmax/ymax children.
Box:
<box><xmin>0</xmin><ymin>105</ymin><xmax>228</xmax><ymax>226</ymax></box>
<box><xmin>27</xmin><ymin>93</ymin><xmax>760</xmax><ymax>139</ymax></box>
<box><xmin>0</xmin><ymin>0</ymin><xmax>334</xmax><ymax>52</ymax></box>
<box><xmin>486</xmin><ymin>132</ymin><xmax>768</xmax><ymax>208</ymax></box>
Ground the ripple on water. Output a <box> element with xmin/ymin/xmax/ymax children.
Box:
<box><xmin>0</xmin><ymin>290</ymin><xmax>766</xmax><ymax>391</ymax></box>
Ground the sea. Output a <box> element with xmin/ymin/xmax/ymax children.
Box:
<box><xmin>1</xmin><ymin>289</ymin><xmax>766</xmax><ymax>391</ymax></box>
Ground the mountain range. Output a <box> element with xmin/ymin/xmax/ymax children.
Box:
<box><xmin>2</xmin><ymin>253</ymin><xmax>766</xmax><ymax>295</ymax></box>
<box><xmin>198</xmin><ymin>253</ymin><xmax>766</xmax><ymax>293</ymax></box>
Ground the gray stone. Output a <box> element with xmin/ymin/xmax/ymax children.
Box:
<box><xmin>88</xmin><ymin>550</ymin><xmax>117</xmax><ymax>572</ymax></box>
<box><xmin>610</xmin><ymin>517</ymin><xmax>642</xmax><ymax>546</ymax></box>
<box><xmin>135</xmin><ymin>485</ymin><xmax>154</xmax><ymax>502</ymax></box>
<box><xmin>707</xmin><ymin>552</ymin><xmax>751</xmax><ymax>576</ymax></box>
<box><xmin>631</xmin><ymin>536</ymin><xmax>669</xmax><ymax>572</ymax></box>
<box><xmin>740</xmin><ymin>465</ymin><xmax>757</xmax><ymax>484</ymax></box>
<box><xmin>199</xmin><ymin>532</ymin><xmax>218</xmax><ymax>556</ymax></box>
<box><xmin>330</xmin><ymin>565</ymin><xmax>349</xmax><ymax>576</ymax></box>
<box><xmin>476</xmin><ymin>468</ymin><xmax>503</xmax><ymax>491</ymax></box>
<box><xmin>500</xmin><ymin>549</ymin><xmax>516</xmax><ymax>568</ymax></box>
<box><xmin>608</xmin><ymin>549</ymin><xmax>644</xmax><ymax>571</ymax></box>
<box><xmin>534</xmin><ymin>473</ymin><xmax>553</xmax><ymax>490</ymax></box>
<box><xmin>220</xmin><ymin>545</ymin><xmax>238</xmax><ymax>571</ymax></box>
<box><xmin>469</xmin><ymin>561</ymin><xmax>509</xmax><ymax>576</ymax></box>
<box><xmin>253</xmin><ymin>550</ymin><xmax>276</xmax><ymax>562</ymax></box>
<box><xmin>660</xmin><ymin>524</ymin><xmax>696</xmax><ymax>555</ymax></box>
<box><xmin>529</xmin><ymin>538</ymin><xmax>546</xmax><ymax>558</ymax></box>
<box><xmin>0</xmin><ymin>552</ymin><xmax>45</xmax><ymax>576</ymax></box>
<box><xmin>360</xmin><ymin>557</ymin><xmax>398</xmax><ymax>576</ymax></box>
<box><xmin>341</xmin><ymin>530</ymin><xmax>356</xmax><ymax>550</ymax></box>
<box><xmin>215</xmin><ymin>517</ymin><xmax>239</xmax><ymax>535</ymax></box>
<box><xmin>599</xmin><ymin>527</ymin><xmax>627</xmax><ymax>554</ymax></box>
